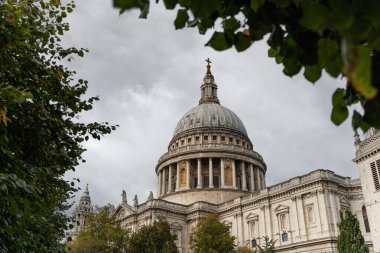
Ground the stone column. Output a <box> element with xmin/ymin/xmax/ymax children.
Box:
<box><xmin>242</xmin><ymin>162</ymin><xmax>247</xmax><ymax>190</ymax></box>
<box><xmin>168</xmin><ymin>164</ymin><xmax>172</xmax><ymax>193</ymax></box>
<box><xmin>157</xmin><ymin>171</ymin><xmax>161</xmax><ymax>197</ymax></box>
<box><xmin>161</xmin><ymin>167</ymin><xmax>166</xmax><ymax>196</ymax></box>
<box><xmin>197</xmin><ymin>158</ymin><xmax>202</xmax><ymax>189</ymax></box>
<box><xmin>249</xmin><ymin>164</ymin><xmax>254</xmax><ymax>192</ymax></box>
<box><xmin>232</xmin><ymin>159</ymin><xmax>237</xmax><ymax>189</ymax></box>
<box><xmin>209</xmin><ymin>158</ymin><xmax>214</xmax><ymax>188</ymax></box>
<box><xmin>176</xmin><ymin>162</ymin><xmax>180</xmax><ymax>191</ymax></box>
<box><xmin>255</xmin><ymin>168</ymin><xmax>261</xmax><ymax>191</ymax></box>
<box><xmin>186</xmin><ymin>160</ymin><xmax>190</xmax><ymax>189</ymax></box>
<box><xmin>221</xmin><ymin>158</ymin><xmax>225</xmax><ymax>188</ymax></box>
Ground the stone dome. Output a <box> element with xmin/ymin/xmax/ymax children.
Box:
<box><xmin>172</xmin><ymin>59</ymin><xmax>248</xmax><ymax>139</ymax></box>
<box><xmin>173</xmin><ymin>103</ymin><xmax>248</xmax><ymax>138</ymax></box>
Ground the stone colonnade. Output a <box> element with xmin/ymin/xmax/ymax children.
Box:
<box><xmin>157</xmin><ymin>158</ymin><xmax>265</xmax><ymax>197</ymax></box>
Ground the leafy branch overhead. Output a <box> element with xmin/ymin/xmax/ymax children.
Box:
<box><xmin>113</xmin><ymin>0</ymin><xmax>380</xmax><ymax>132</ymax></box>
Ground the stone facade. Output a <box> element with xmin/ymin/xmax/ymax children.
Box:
<box><xmin>75</xmin><ymin>62</ymin><xmax>379</xmax><ymax>252</ymax></box>
<box><xmin>354</xmin><ymin>129</ymin><xmax>380</xmax><ymax>253</ymax></box>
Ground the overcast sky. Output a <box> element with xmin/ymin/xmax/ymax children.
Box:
<box><xmin>63</xmin><ymin>0</ymin><xmax>359</xmax><ymax>209</ymax></box>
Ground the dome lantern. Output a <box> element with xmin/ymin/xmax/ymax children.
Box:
<box><xmin>199</xmin><ymin>58</ymin><xmax>220</xmax><ymax>105</ymax></box>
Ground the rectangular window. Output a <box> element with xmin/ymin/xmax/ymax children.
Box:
<box><xmin>221</xmin><ymin>136</ymin><xmax>225</xmax><ymax>142</ymax></box>
<box><xmin>204</xmin><ymin>135</ymin><xmax>208</xmax><ymax>141</ymax></box>
<box><xmin>188</xmin><ymin>138</ymin><xmax>192</xmax><ymax>144</ymax></box>
<box><xmin>181</xmin><ymin>140</ymin><xmax>184</xmax><ymax>145</ymax></box>
<box><xmin>229</xmin><ymin>137</ymin><xmax>233</xmax><ymax>143</ymax></box>
<box><xmin>195</xmin><ymin>136</ymin><xmax>200</xmax><ymax>142</ymax></box>
<box><xmin>371</xmin><ymin>161</ymin><xmax>380</xmax><ymax>191</ymax></box>
<box><xmin>236</xmin><ymin>139</ymin><xmax>240</xmax><ymax>144</ymax></box>
<box><xmin>212</xmin><ymin>135</ymin><xmax>217</xmax><ymax>141</ymax></box>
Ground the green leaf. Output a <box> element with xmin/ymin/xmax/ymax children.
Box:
<box><xmin>300</xmin><ymin>3</ymin><xmax>329</xmax><ymax>32</ymax></box>
<box><xmin>163</xmin><ymin>0</ymin><xmax>178</xmax><ymax>10</ymax></box>
<box><xmin>250</xmin><ymin>0</ymin><xmax>265</xmax><ymax>11</ymax></box>
<box><xmin>344</xmin><ymin>45</ymin><xmax>377</xmax><ymax>99</ymax></box>
<box><xmin>78</xmin><ymin>50</ymin><xmax>84</xmax><ymax>57</ymax></box>
<box><xmin>223</xmin><ymin>17</ymin><xmax>240</xmax><ymax>32</ymax></box>
<box><xmin>318</xmin><ymin>38</ymin><xmax>342</xmax><ymax>77</ymax></box>
<box><xmin>138</xmin><ymin>2</ymin><xmax>149</xmax><ymax>19</ymax></box>
<box><xmin>234</xmin><ymin>32</ymin><xmax>251</xmax><ymax>52</ymax></box>
<box><xmin>174</xmin><ymin>9</ymin><xmax>189</xmax><ymax>29</ymax></box>
<box><xmin>330</xmin><ymin>4</ymin><xmax>354</xmax><ymax>31</ymax></box>
<box><xmin>269</xmin><ymin>0</ymin><xmax>290</xmax><ymax>8</ymax></box>
<box><xmin>113</xmin><ymin>0</ymin><xmax>140</xmax><ymax>13</ymax></box>
<box><xmin>206</xmin><ymin>32</ymin><xmax>231</xmax><ymax>51</ymax></box>
<box><xmin>331</xmin><ymin>88</ymin><xmax>349</xmax><ymax>125</ymax></box>
<box><xmin>304</xmin><ymin>65</ymin><xmax>321</xmax><ymax>83</ymax></box>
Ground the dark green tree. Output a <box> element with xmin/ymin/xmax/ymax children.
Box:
<box><xmin>128</xmin><ymin>220</ymin><xmax>178</xmax><ymax>253</ymax></box>
<box><xmin>67</xmin><ymin>205</ymin><xmax>129</xmax><ymax>253</ymax></box>
<box><xmin>190</xmin><ymin>212</ymin><xmax>236</xmax><ymax>253</ymax></box>
<box><xmin>234</xmin><ymin>246</ymin><xmax>256</xmax><ymax>253</ymax></box>
<box><xmin>113</xmin><ymin>0</ymin><xmax>380</xmax><ymax>132</ymax></box>
<box><xmin>257</xmin><ymin>236</ymin><xmax>276</xmax><ymax>253</ymax></box>
<box><xmin>337</xmin><ymin>209</ymin><xmax>369</xmax><ymax>253</ymax></box>
<box><xmin>0</xmin><ymin>0</ymin><xmax>115</xmax><ymax>252</ymax></box>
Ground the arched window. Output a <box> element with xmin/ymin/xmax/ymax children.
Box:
<box><xmin>282</xmin><ymin>232</ymin><xmax>288</xmax><ymax>242</ymax></box>
<box><xmin>362</xmin><ymin>205</ymin><xmax>371</xmax><ymax>233</ymax></box>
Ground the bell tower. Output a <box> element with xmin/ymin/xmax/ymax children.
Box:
<box><xmin>71</xmin><ymin>184</ymin><xmax>93</xmax><ymax>239</ymax></box>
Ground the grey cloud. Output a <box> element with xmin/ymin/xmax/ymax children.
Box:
<box><xmin>63</xmin><ymin>0</ymin><xmax>358</xmax><ymax>208</ymax></box>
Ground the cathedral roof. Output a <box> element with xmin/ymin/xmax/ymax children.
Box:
<box><xmin>173</xmin><ymin>59</ymin><xmax>248</xmax><ymax>138</ymax></box>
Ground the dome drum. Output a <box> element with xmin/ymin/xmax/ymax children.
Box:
<box><xmin>156</xmin><ymin>156</ymin><xmax>266</xmax><ymax>205</ymax></box>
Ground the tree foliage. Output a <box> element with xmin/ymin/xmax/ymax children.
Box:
<box><xmin>257</xmin><ymin>236</ymin><xmax>276</xmax><ymax>253</ymax></box>
<box><xmin>0</xmin><ymin>0</ymin><xmax>115</xmax><ymax>252</ymax></box>
<box><xmin>113</xmin><ymin>0</ymin><xmax>380</xmax><ymax>132</ymax></box>
<box><xmin>235</xmin><ymin>246</ymin><xmax>256</xmax><ymax>253</ymax></box>
<box><xmin>128</xmin><ymin>220</ymin><xmax>179</xmax><ymax>253</ymax></box>
<box><xmin>67</xmin><ymin>205</ymin><xmax>129</xmax><ymax>253</ymax></box>
<box><xmin>337</xmin><ymin>209</ymin><xmax>369</xmax><ymax>253</ymax></box>
<box><xmin>190</xmin><ymin>212</ymin><xmax>236</xmax><ymax>253</ymax></box>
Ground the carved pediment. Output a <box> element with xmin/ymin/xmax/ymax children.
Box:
<box><xmin>274</xmin><ymin>204</ymin><xmax>290</xmax><ymax>214</ymax></box>
<box><xmin>170</xmin><ymin>222</ymin><xmax>182</xmax><ymax>229</ymax></box>
<box><xmin>113</xmin><ymin>203</ymin><xmax>135</xmax><ymax>219</ymax></box>
<box><xmin>246</xmin><ymin>212</ymin><xmax>259</xmax><ymax>221</ymax></box>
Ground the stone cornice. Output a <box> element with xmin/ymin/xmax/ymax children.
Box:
<box><xmin>353</xmin><ymin>147</ymin><xmax>380</xmax><ymax>163</ymax></box>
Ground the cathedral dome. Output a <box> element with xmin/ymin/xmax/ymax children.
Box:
<box><xmin>173</xmin><ymin>103</ymin><xmax>248</xmax><ymax>138</ymax></box>
<box><xmin>172</xmin><ymin>58</ymin><xmax>248</xmax><ymax>140</ymax></box>
<box><xmin>156</xmin><ymin>60</ymin><xmax>266</xmax><ymax>206</ymax></box>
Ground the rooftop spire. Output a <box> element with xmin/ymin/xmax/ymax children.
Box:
<box><xmin>199</xmin><ymin>58</ymin><xmax>220</xmax><ymax>105</ymax></box>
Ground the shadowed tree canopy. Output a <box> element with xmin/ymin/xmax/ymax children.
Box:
<box><xmin>190</xmin><ymin>212</ymin><xmax>236</xmax><ymax>253</ymax></box>
<box><xmin>128</xmin><ymin>220</ymin><xmax>178</xmax><ymax>253</ymax></box>
<box><xmin>113</xmin><ymin>0</ymin><xmax>380</xmax><ymax>133</ymax></box>
<box><xmin>67</xmin><ymin>205</ymin><xmax>129</xmax><ymax>253</ymax></box>
<box><xmin>337</xmin><ymin>209</ymin><xmax>369</xmax><ymax>253</ymax></box>
<box><xmin>257</xmin><ymin>236</ymin><xmax>276</xmax><ymax>253</ymax></box>
<box><xmin>0</xmin><ymin>0</ymin><xmax>115</xmax><ymax>251</ymax></box>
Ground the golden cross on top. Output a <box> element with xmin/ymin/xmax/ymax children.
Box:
<box><xmin>206</xmin><ymin>58</ymin><xmax>212</xmax><ymax>66</ymax></box>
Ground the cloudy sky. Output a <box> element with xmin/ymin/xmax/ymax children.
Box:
<box><xmin>63</xmin><ymin>0</ymin><xmax>358</xmax><ymax>209</ymax></box>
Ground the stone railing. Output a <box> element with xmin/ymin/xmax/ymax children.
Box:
<box><xmin>217</xmin><ymin>169</ymin><xmax>359</xmax><ymax>211</ymax></box>
<box><xmin>158</xmin><ymin>143</ymin><xmax>264</xmax><ymax>163</ymax></box>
